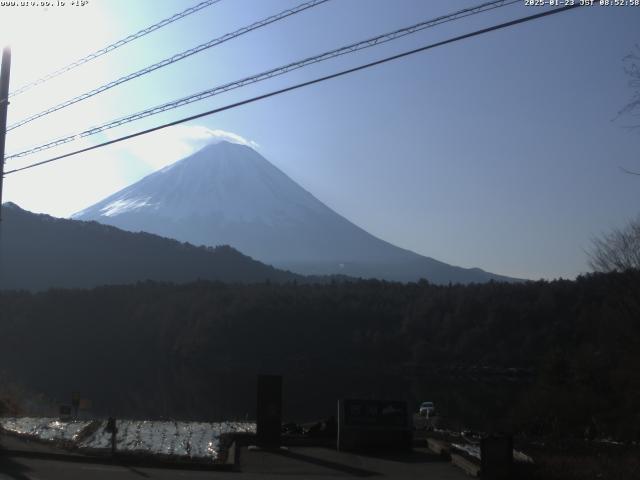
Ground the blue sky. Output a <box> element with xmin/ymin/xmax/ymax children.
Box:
<box><xmin>1</xmin><ymin>0</ymin><xmax>639</xmax><ymax>280</ymax></box>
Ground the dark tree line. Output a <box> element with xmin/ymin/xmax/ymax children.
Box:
<box><xmin>0</xmin><ymin>270</ymin><xmax>638</xmax><ymax>441</ymax></box>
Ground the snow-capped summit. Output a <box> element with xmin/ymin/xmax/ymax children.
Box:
<box><xmin>75</xmin><ymin>141</ymin><xmax>327</xmax><ymax>223</ymax></box>
<box><xmin>73</xmin><ymin>141</ymin><xmax>518</xmax><ymax>283</ymax></box>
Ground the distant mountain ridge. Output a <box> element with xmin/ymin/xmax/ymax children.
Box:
<box><xmin>73</xmin><ymin>140</ymin><xmax>519</xmax><ymax>284</ymax></box>
<box><xmin>0</xmin><ymin>202</ymin><xmax>302</xmax><ymax>291</ymax></box>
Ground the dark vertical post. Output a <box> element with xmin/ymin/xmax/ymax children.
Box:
<box><xmin>256</xmin><ymin>374</ymin><xmax>282</xmax><ymax>447</ymax></box>
<box><xmin>71</xmin><ymin>391</ymin><xmax>80</xmax><ymax>418</ymax></box>
<box><xmin>111</xmin><ymin>426</ymin><xmax>117</xmax><ymax>455</ymax></box>
<box><xmin>106</xmin><ymin>417</ymin><xmax>117</xmax><ymax>456</ymax></box>
<box><xmin>0</xmin><ymin>46</ymin><xmax>11</xmax><ymax>221</ymax></box>
<box><xmin>336</xmin><ymin>399</ymin><xmax>343</xmax><ymax>451</ymax></box>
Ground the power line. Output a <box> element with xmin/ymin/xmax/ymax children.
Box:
<box><xmin>3</xmin><ymin>4</ymin><xmax>582</xmax><ymax>176</ymax></box>
<box><xmin>7</xmin><ymin>0</ymin><xmax>330</xmax><ymax>132</ymax></box>
<box><xmin>8</xmin><ymin>0</ymin><xmax>223</xmax><ymax>98</ymax></box>
<box><xmin>6</xmin><ymin>0</ymin><xmax>519</xmax><ymax>160</ymax></box>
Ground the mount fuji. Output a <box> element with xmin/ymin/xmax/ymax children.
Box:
<box><xmin>73</xmin><ymin>140</ymin><xmax>517</xmax><ymax>284</ymax></box>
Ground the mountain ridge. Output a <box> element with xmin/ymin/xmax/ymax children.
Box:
<box><xmin>0</xmin><ymin>202</ymin><xmax>304</xmax><ymax>291</ymax></box>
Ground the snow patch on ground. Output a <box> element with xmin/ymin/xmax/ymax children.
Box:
<box><xmin>1</xmin><ymin>417</ymin><xmax>255</xmax><ymax>461</ymax></box>
<box><xmin>0</xmin><ymin>417</ymin><xmax>91</xmax><ymax>442</ymax></box>
<box><xmin>83</xmin><ymin>420</ymin><xmax>255</xmax><ymax>459</ymax></box>
<box><xmin>451</xmin><ymin>442</ymin><xmax>481</xmax><ymax>460</ymax></box>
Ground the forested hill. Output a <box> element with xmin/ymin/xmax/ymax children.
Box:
<box><xmin>0</xmin><ymin>270</ymin><xmax>638</xmax><ymax>440</ymax></box>
<box><xmin>0</xmin><ymin>203</ymin><xmax>302</xmax><ymax>291</ymax></box>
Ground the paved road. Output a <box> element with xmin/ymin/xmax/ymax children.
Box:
<box><xmin>239</xmin><ymin>445</ymin><xmax>469</xmax><ymax>479</ymax></box>
<box><xmin>0</xmin><ymin>456</ymin><xmax>223</xmax><ymax>480</ymax></box>
<box><xmin>0</xmin><ymin>435</ymin><xmax>468</xmax><ymax>479</ymax></box>
<box><xmin>0</xmin><ymin>435</ymin><xmax>81</xmax><ymax>457</ymax></box>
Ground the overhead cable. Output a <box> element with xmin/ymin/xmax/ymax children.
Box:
<box><xmin>7</xmin><ymin>0</ymin><xmax>330</xmax><ymax>131</ymax></box>
<box><xmin>6</xmin><ymin>0</ymin><xmax>519</xmax><ymax>159</ymax></box>
<box><xmin>3</xmin><ymin>4</ymin><xmax>582</xmax><ymax>176</ymax></box>
<box><xmin>8</xmin><ymin>0</ymin><xmax>223</xmax><ymax>98</ymax></box>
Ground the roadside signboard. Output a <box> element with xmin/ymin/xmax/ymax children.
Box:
<box><xmin>337</xmin><ymin>399</ymin><xmax>411</xmax><ymax>451</ymax></box>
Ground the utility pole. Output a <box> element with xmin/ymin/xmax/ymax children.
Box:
<box><xmin>0</xmin><ymin>46</ymin><xmax>11</xmax><ymax>222</ymax></box>
<box><xmin>0</xmin><ymin>46</ymin><xmax>10</xmax><ymax>290</ymax></box>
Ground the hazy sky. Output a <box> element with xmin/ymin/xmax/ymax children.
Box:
<box><xmin>0</xmin><ymin>0</ymin><xmax>638</xmax><ymax>280</ymax></box>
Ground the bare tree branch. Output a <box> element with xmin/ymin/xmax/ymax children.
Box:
<box><xmin>619</xmin><ymin>166</ymin><xmax>640</xmax><ymax>176</ymax></box>
<box><xmin>588</xmin><ymin>217</ymin><xmax>640</xmax><ymax>272</ymax></box>
<box><xmin>617</xmin><ymin>44</ymin><xmax>640</xmax><ymax>125</ymax></box>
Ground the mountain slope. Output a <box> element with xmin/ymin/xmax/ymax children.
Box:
<box><xmin>0</xmin><ymin>202</ymin><xmax>301</xmax><ymax>291</ymax></box>
<box><xmin>74</xmin><ymin>141</ymin><xmax>518</xmax><ymax>284</ymax></box>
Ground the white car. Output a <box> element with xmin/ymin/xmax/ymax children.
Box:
<box><xmin>419</xmin><ymin>401</ymin><xmax>436</xmax><ymax>417</ymax></box>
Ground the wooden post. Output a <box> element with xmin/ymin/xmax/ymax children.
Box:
<box><xmin>106</xmin><ymin>417</ymin><xmax>118</xmax><ymax>455</ymax></box>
